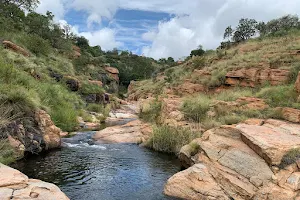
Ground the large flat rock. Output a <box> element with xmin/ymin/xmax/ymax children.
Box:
<box><xmin>237</xmin><ymin>120</ymin><xmax>300</xmax><ymax>165</ymax></box>
<box><xmin>93</xmin><ymin>119</ymin><xmax>152</xmax><ymax>144</ymax></box>
<box><xmin>0</xmin><ymin>164</ymin><xmax>69</xmax><ymax>200</ymax></box>
<box><xmin>164</xmin><ymin>164</ymin><xmax>230</xmax><ymax>200</ymax></box>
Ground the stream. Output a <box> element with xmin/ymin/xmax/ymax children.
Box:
<box><xmin>12</xmin><ymin>120</ymin><xmax>181</xmax><ymax>200</ymax></box>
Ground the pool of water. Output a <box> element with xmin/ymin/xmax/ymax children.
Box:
<box><xmin>12</xmin><ymin>131</ymin><xmax>181</xmax><ymax>200</ymax></box>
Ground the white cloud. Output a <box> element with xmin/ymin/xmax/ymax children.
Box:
<box><xmin>80</xmin><ymin>28</ymin><xmax>122</xmax><ymax>50</ymax></box>
<box><xmin>36</xmin><ymin>0</ymin><xmax>65</xmax><ymax>20</ymax></box>
<box><xmin>36</xmin><ymin>0</ymin><xmax>300</xmax><ymax>59</ymax></box>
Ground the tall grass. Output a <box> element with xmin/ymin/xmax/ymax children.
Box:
<box><xmin>181</xmin><ymin>94</ymin><xmax>212</xmax><ymax>122</ymax></box>
<box><xmin>146</xmin><ymin>125</ymin><xmax>201</xmax><ymax>154</ymax></box>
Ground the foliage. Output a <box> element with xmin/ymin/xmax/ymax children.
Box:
<box><xmin>190</xmin><ymin>45</ymin><xmax>205</xmax><ymax>57</ymax></box>
<box><xmin>181</xmin><ymin>94</ymin><xmax>212</xmax><ymax>122</ymax></box>
<box><xmin>80</xmin><ymin>81</ymin><xmax>105</xmax><ymax>95</ymax></box>
<box><xmin>279</xmin><ymin>148</ymin><xmax>300</xmax><ymax>169</ymax></box>
<box><xmin>146</xmin><ymin>125</ymin><xmax>201</xmax><ymax>154</ymax></box>
<box><xmin>139</xmin><ymin>99</ymin><xmax>162</xmax><ymax>123</ymax></box>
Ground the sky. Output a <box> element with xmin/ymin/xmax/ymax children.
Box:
<box><xmin>36</xmin><ymin>0</ymin><xmax>300</xmax><ymax>60</ymax></box>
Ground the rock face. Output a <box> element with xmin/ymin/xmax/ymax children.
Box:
<box><xmin>0</xmin><ymin>110</ymin><xmax>62</xmax><ymax>159</ymax></box>
<box><xmin>213</xmin><ymin>97</ymin><xmax>268</xmax><ymax>112</ymax></box>
<box><xmin>88</xmin><ymin>80</ymin><xmax>103</xmax><ymax>87</ymax></box>
<box><xmin>0</xmin><ymin>164</ymin><xmax>69</xmax><ymax>200</ymax></box>
<box><xmin>175</xmin><ymin>80</ymin><xmax>206</xmax><ymax>95</ymax></box>
<box><xmin>160</xmin><ymin>98</ymin><xmax>186</xmax><ymax>126</ymax></box>
<box><xmin>225</xmin><ymin>68</ymin><xmax>290</xmax><ymax>87</ymax></box>
<box><xmin>280</xmin><ymin>107</ymin><xmax>300</xmax><ymax>123</ymax></box>
<box><xmin>105</xmin><ymin>66</ymin><xmax>119</xmax><ymax>82</ymax></box>
<box><xmin>165</xmin><ymin>119</ymin><xmax>300</xmax><ymax>200</ymax></box>
<box><xmin>2</xmin><ymin>41</ymin><xmax>30</xmax><ymax>57</ymax></box>
<box><xmin>72</xmin><ymin>45</ymin><xmax>81</xmax><ymax>58</ymax></box>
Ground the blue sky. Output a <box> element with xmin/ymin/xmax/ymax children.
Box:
<box><xmin>36</xmin><ymin>0</ymin><xmax>300</xmax><ymax>60</ymax></box>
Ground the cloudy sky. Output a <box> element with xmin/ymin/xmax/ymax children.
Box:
<box><xmin>36</xmin><ymin>0</ymin><xmax>300</xmax><ymax>59</ymax></box>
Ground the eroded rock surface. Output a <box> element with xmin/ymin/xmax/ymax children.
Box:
<box><xmin>0</xmin><ymin>164</ymin><xmax>69</xmax><ymax>200</ymax></box>
<box><xmin>165</xmin><ymin>119</ymin><xmax>300</xmax><ymax>200</ymax></box>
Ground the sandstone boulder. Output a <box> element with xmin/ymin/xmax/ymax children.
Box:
<box><xmin>64</xmin><ymin>76</ymin><xmax>80</xmax><ymax>91</ymax></box>
<box><xmin>93</xmin><ymin>119</ymin><xmax>152</xmax><ymax>144</ymax></box>
<box><xmin>175</xmin><ymin>80</ymin><xmax>206</xmax><ymax>95</ymax></box>
<box><xmin>0</xmin><ymin>164</ymin><xmax>69</xmax><ymax>200</ymax></box>
<box><xmin>88</xmin><ymin>80</ymin><xmax>103</xmax><ymax>87</ymax></box>
<box><xmin>105</xmin><ymin>67</ymin><xmax>119</xmax><ymax>81</ymax></box>
<box><xmin>3</xmin><ymin>41</ymin><xmax>30</xmax><ymax>57</ymax></box>
<box><xmin>280</xmin><ymin>107</ymin><xmax>300</xmax><ymax>123</ymax></box>
<box><xmin>164</xmin><ymin>164</ymin><xmax>230</xmax><ymax>200</ymax></box>
<box><xmin>166</xmin><ymin>120</ymin><xmax>300</xmax><ymax>200</ymax></box>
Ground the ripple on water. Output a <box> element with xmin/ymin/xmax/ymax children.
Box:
<box><xmin>12</xmin><ymin>138</ymin><xmax>181</xmax><ymax>200</ymax></box>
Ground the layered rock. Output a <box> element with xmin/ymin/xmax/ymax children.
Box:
<box><xmin>105</xmin><ymin>66</ymin><xmax>119</xmax><ymax>82</ymax></box>
<box><xmin>225</xmin><ymin>68</ymin><xmax>290</xmax><ymax>87</ymax></box>
<box><xmin>2</xmin><ymin>41</ymin><xmax>30</xmax><ymax>57</ymax></box>
<box><xmin>0</xmin><ymin>164</ymin><xmax>69</xmax><ymax>200</ymax></box>
<box><xmin>165</xmin><ymin>120</ymin><xmax>300</xmax><ymax>200</ymax></box>
<box><xmin>280</xmin><ymin>107</ymin><xmax>300</xmax><ymax>123</ymax></box>
<box><xmin>1</xmin><ymin>110</ymin><xmax>62</xmax><ymax>159</ymax></box>
<box><xmin>160</xmin><ymin>98</ymin><xmax>187</xmax><ymax>126</ymax></box>
<box><xmin>72</xmin><ymin>45</ymin><xmax>81</xmax><ymax>58</ymax></box>
<box><xmin>175</xmin><ymin>80</ymin><xmax>206</xmax><ymax>95</ymax></box>
<box><xmin>93</xmin><ymin>119</ymin><xmax>151</xmax><ymax>144</ymax></box>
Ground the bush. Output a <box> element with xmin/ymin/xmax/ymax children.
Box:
<box><xmin>256</xmin><ymin>85</ymin><xmax>299</xmax><ymax>109</ymax></box>
<box><xmin>139</xmin><ymin>99</ymin><xmax>162</xmax><ymax>123</ymax></box>
<box><xmin>146</xmin><ymin>125</ymin><xmax>201</xmax><ymax>154</ymax></box>
<box><xmin>279</xmin><ymin>148</ymin><xmax>300</xmax><ymax>169</ymax></box>
<box><xmin>18</xmin><ymin>34</ymin><xmax>52</xmax><ymax>56</ymax></box>
<box><xmin>181</xmin><ymin>94</ymin><xmax>212</xmax><ymax>122</ymax></box>
<box><xmin>80</xmin><ymin>81</ymin><xmax>105</xmax><ymax>95</ymax></box>
<box><xmin>215</xmin><ymin>87</ymin><xmax>254</xmax><ymax>101</ymax></box>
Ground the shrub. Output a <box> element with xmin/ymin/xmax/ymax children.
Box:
<box><xmin>181</xmin><ymin>94</ymin><xmax>212</xmax><ymax>122</ymax></box>
<box><xmin>215</xmin><ymin>87</ymin><xmax>254</xmax><ymax>101</ymax></box>
<box><xmin>80</xmin><ymin>81</ymin><xmax>105</xmax><ymax>95</ymax></box>
<box><xmin>139</xmin><ymin>99</ymin><xmax>162</xmax><ymax>123</ymax></box>
<box><xmin>146</xmin><ymin>125</ymin><xmax>201</xmax><ymax>154</ymax></box>
<box><xmin>18</xmin><ymin>34</ymin><xmax>52</xmax><ymax>56</ymax></box>
<box><xmin>279</xmin><ymin>148</ymin><xmax>300</xmax><ymax>169</ymax></box>
<box><xmin>256</xmin><ymin>85</ymin><xmax>299</xmax><ymax>109</ymax></box>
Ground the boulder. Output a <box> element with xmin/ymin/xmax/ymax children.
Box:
<box><xmin>2</xmin><ymin>41</ymin><xmax>30</xmax><ymax>57</ymax></box>
<box><xmin>35</xmin><ymin>110</ymin><xmax>62</xmax><ymax>150</ymax></box>
<box><xmin>281</xmin><ymin>107</ymin><xmax>300</xmax><ymax>123</ymax></box>
<box><xmin>105</xmin><ymin>67</ymin><xmax>119</xmax><ymax>81</ymax></box>
<box><xmin>0</xmin><ymin>110</ymin><xmax>62</xmax><ymax>160</ymax></box>
<box><xmin>237</xmin><ymin>120</ymin><xmax>300</xmax><ymax>165</ymax></box>
<box><xmin>64</xmin><ymin>76</ymin><xmax>80</xmax><ymax>91</ymax></box>
<box><xmin>88</xmin><ymin>80</ymin><xmax>103</xmax><ymax>87</ymax></box>
<box><xmin>160</xmin><ymin>98</ymin><xmax>186</xmax><ymax>126</ymax></box>
<box><xmin>72</xmin><ymin>45</ymin><xmax>81</xmax><ymax>58</ymax></box>
<box><xmin>0</xmin><ymin>164</ymin><xmax>69</xmax><ymax>200</ymax></box>
<box><xmin>295</xmin><ymin>72</ymin><xmax>300</xmax><ymax>93</ymax></box>
<box><xmin>166</xmin><ymin>120</ymin><xmax>300</xmax><ymax>200</ymax></box>
<box><xmin>164</xmin><ymin>164</ymin><xmax>230</xmax><ymax>200</ymax></box>
<box><xmin>93</xmin><ymin>119</ymin><xmax>152</xmax><ymax>144</ymax></box>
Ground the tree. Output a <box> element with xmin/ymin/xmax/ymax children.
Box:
<box><xmin>190</xmin><ymin>45</ymin><xmax>205</xmax><ymax>57</ymax></box>
<box><xmin>232</xmin><ymin>18</ymin><xmax>258</xmax><ymax>42</ymax></box>
<box><xmin>167</xmin><ymin>57</ymin><xmax>175</xmax><ymax>63</ymax></box>
<box><xmin>223</xmin><ymin>26</ymin><xmax>233</xmax><ymax>40</ymax></box>
<box><xmin>3</xmin><ymin>0</ymin><xmax>39</xmax><ymax>11</ymax></box>
<box><xmin>256</xmin><ymin>21</ymin><xmax>267</xmax><ymax>36</ymax></box>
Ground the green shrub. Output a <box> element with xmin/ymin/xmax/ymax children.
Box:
<box><xmin>256</xmin><ymin>85</ymin><xmax>299</xmax><ymax>109</ymax></box>
<box><xmin>279</xmin><ymin>148</ymin><xmax>300</xmax><ymax>169</ymax></box>
<box><xmin>181</xmin><ymin>94</ymin><xmax>212</xmax><ymax>122</ymax></box>
<box><xmin>80</xmin><ymin>81</ymin><xmax>105</xmax><ymax>95</ymax></box>
<box><xmin>215</xmin><ymin>87</ymin><xmax>254</xmax><ymax>101</ymax></box>
<box><xmin>0</xmin><ymin>139</ymin><xmax>17</xmax><ymax>164</ymax></box>
<box><xmin>139</xmin><ymin>99</ymin><xmax>162</xmax><ymax>123</ymax></box>
<box><xmin>146</xmin><ymin>125</ymin><xmax>201</xmax><ymax>154</ymax></box>
<box><xmin>86</xmin><ymin>104</ymin><xmax>110</xmax><ymax>117</ymax></box>
<box><xmin>18</xmin><ymin>34</ymin><xmax>52</xmax><ymax>56</ymax></box>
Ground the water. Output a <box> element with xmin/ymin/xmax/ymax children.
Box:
<box><xmin>12</xmin><ymin>131</ymin><xmax>181</xmax><ymax>200</ymax></box>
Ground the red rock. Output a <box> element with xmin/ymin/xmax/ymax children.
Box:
<box><xmin>88</xmin><ymin>80</ymin><xmax>103</xmax><ymax>87</ymax></box>
<box><xmin>295</xmin><ymin>72</ymin><xmax>300</xmax><ymax>93</ymax></box>
<box><xmin>105</xmin><ymin>66</ymin><xmax>119</xmax><ymax>74</ymax></box>
<box><xmin>3</xmin><ymin>41</ymin><xmax>30</xmax><ymax>57</ymax></box>
<box><xmin>281</xmin><ymin>107</ymin><xmax>300</xmax><ymax>123</ymax></box>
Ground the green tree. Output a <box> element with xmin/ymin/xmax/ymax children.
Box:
<box><xmin>232</xmin><ymin>18</ymin><xmax>257</xmax><ymax>42</ymax></box>
<box><xmin>190</xmin><ymin>45</ymin><xmax>205</xmax><ymax>57</ymax></box>
<box><xmin>223</xmin><ymin>26</ymin><xmax>233</xmax><ymax>40</ymax></box>
<box><xmin>3</xmin><ymin>0</ymin><xmax>39</xmax><ymax>11</ymax></box>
